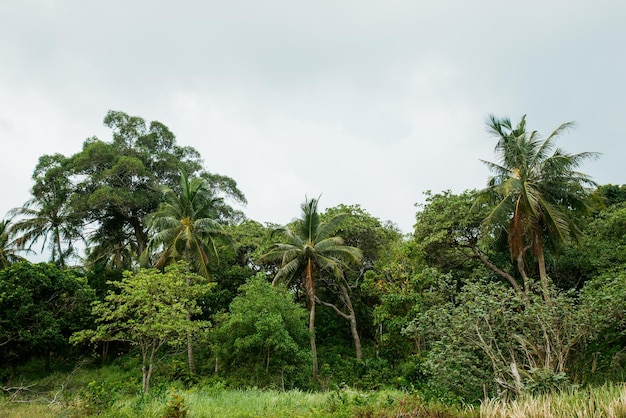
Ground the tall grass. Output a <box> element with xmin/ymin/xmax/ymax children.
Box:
<box><xmin>1</xmin><ymin>366</ymin><xmax>624</xmax><ymax>418</ymax></box>
<box><xmin>480</xmin><ymin>384</ymin><xmax>626</xmax><ymax>418</ymax></box>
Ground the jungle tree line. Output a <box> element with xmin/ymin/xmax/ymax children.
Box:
<box><xmin>1</xmin><ymin>111</ymin><xmax>625</xmax><ymax>400</ymax></box>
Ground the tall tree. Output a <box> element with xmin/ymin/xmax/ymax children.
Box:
<box><xmin>143</xmin><ymin>170</ymin><xmax>230</xmax><ymax>279</ymax></box>
<box><xmin>143</xmin><ymin>171</ymin><xmax>230</xmax><ymax>373</ymax></box>
<box><xmin>0</xmin><ymin>219</ymin><xmax>29</xmax><ymax>269</ymax></box>
<box><xmin>259</xmin><ymin>198</ymin><xmax>362</xmax><ymax>381</ymax></box>
<box><xmin>9</xmin><ymin>154</ymin><xmax>82</xmax><ymax>266</ymax></box>
<box><xmin>317</xmin><ymin>204</ymin><xmax>401</xmax><ymax>360</ymax></box>
<box><xmin>29</xmin><ymin>111</ymin><xmax>245</xmax><ymax>267</ymax></box>
<box><xmin>476</xmin><ymin>114</ymin><xmax>598</xmax><ymax>302</ymax></box>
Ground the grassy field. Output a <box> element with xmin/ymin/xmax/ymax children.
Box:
<box><xmin>1</xmin><ymin>365</ymin><xmax>624</xmax><ymax>417</ymax></box>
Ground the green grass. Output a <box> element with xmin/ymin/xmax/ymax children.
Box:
<box><xmin>1</xmin><ymin>363</ymin><xmax>624</xmax><ymax>417</ymax></box>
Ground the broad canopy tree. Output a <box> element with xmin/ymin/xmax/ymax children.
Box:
<box><xmin>15</xmin><ymin>110</ymin><xmax>245</xmax><ymax>268</ymax></box>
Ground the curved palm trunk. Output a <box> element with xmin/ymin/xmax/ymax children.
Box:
<box><xmin>305</xmin><ymin>258</ymin><xmax>318</xmax><ymax>381</ymax></box>
<box><xmin>534</xmin><ymin>237</ymin><xmax>552</xmax><ymax>306</ymax></box>
<box><xmin>317</xmin><ymin>283</ymin><xmax>362</xmax><ymax>359</ymax></box>
<box><xmin>339</xmin><ymin>284</ymin><xmax>362</xmax><ymax>360</ymax></box>
<box><xmin>184</xmin><ymin>250</ymin><xmax>196</xmax><ymax>374</ymax></box>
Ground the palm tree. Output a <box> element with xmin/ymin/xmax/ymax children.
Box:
<box><xmin>85</xmin><ymin>217</ymin><xmax>139</xmax><ymax>271</ymax></box>
<box><xmin>143</xmin><ymin>170</ymin><xmax>229</xmax><ymax>373</ymax></box>
<box><xmin>259</xmin><ymin>197</ymin><xmax>362</xmax><ymax>380</ymax></box>
<box><xmin>9</xmin><ymin>154</ymin><xmax>82</xmax><ymax>267</ymax></box>
<box><xmin>143</xmin><ymin>170</ymin><xmax>229</xmax><ymax>278</ymax></box>
<box><xmin>0</xmin><ymin>219</ymin><xmax>29</xmax><ymax>269</ymax></box>
<box><xmin>9</xmin><ymin>192</ymin><xmax>82</xmax><ymax>267</ymax></box>
<box><xmin>477</xmin><ymin>114</ymin><xmax>598</xmax><ymax>303</ymax></box>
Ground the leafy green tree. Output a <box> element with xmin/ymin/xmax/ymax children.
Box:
<box><xmin>407</xmin><ymin>280</ymin><xmax>592</xmax><ymax>400</ymax></box>
<box><xmin>0</xmin><ymin>262</ymin><xmax>94</xmax><ymax>383</ymax></box>
<box><xmin>413</xmin><ymin>190</ymin><xmax>502</xmax><ymax>283</ymax></box>
<box><xmin>143</xmin><ymin>170</ymin><xmax>231</xmax><ymax>373</ymax></box>
<box><xmin>259</xmin><ymin>198</ymin><xmax>362</xmax><ymax>380</ymax></box>
<box><xmin>317</xmin><ymin>204</ymin><xmax>402</xmax><ymax>360</ymax></box>
<box><xmin>30</xmin><ymin>110</ymin><xmax>245</xmax><ymax>268</ymax></box>
<box><xmin>72</xmin><ymin>262</ymin><xmax>211</xmax><ymax>393</ymax></box>
<box><xmin>476</xmin><ymin>114</ymin><xmax>598</xmax><ymax>302</ymax></box>
<box><xmin>213</xmin><ymin>274</ymin><xmax>309</xmax><ymax>386</ymax></box>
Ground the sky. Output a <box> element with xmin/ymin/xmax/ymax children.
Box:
<box><xmin>1</xmin><ymin>0</ymin><xmax>625</xmax><ymax>246</ymax></box>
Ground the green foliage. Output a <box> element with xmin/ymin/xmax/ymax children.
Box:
<box><xmin>143</xmin><ymin>170</ymin><xmax>231</xmax><ymax>279</ymax></box>
<box><xmin>25</xmin><ymin>110</ymin><xmax>245</xmax><ymax>270</ymax></box>
<box><xmin>163</xmin><ymin>389</ymin><xmax>189</xmax><ymax>418</ymax></box>
<box><xmin>9</xmin><ymin>153</ymin><xmax>82</xmax><ymax>266</ymax></box>
<box><xmin>72</xmin><ymin>262</ymin><xmax>213</xmax><ymax>392</ymax></box>
<box><xmin>0</xmin><ymin>262</ymin><xmax>95</xmax><ymax>374</ymax></box>
<box><xmin>476</xmin><ymin>114</ymin><xmax>598</xmax><ymax>299</ymax></box>
<box><xmin>259</xmin><ymin>197</ymin><xmax>363</xmax><ymax>380</ymax></box>
<box><xmin>414</xmin><ymin>190</ymin><xmax>490</xmax><ymax>279</ymax></box>
<box><xmin>406</xmin><ymin>279</ymin><xmax>600</xmax><ymax>401</ymax></box>
<box><xmin>0</xmin><ymin>218</ymin><xmax>28</xmax><ymax>268</ymax></box>
<box><xmin>213</xmin><ymin>274</ymin><xmax>309</xmax><ymax>387</ymax></box>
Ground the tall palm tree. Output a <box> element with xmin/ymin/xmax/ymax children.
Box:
<box><xmin>259</xmin><ymin>197</ymin><xmax>362</xmax><ymax>380</ymax></box>
<box><xmin>143</xmin><ymin>170</ymin><xmax>229</xmax><ymax>373</ymax></box>
<box><xmin>143</xmin><ymin>170</ymin><xmax>229</xmax><ymax>278</ymax></box>
<box><xmin>9</xmin><ymin>192</ymin><xmax>82</xmax><ymax>267</ymax></box>
<box><xmin>9</xmin><ymin>154</ymin><xmax>82</xmax><ymax>267</ymax></box>
<box><xmin>477</xmin><ymin>114</ymin><xmax>598</xmax><ymax>303</ymax></box>
<box><xmin>0</xmin><ymin>219</ymin><xmax>29</xmax><ymax>269</ymax></box>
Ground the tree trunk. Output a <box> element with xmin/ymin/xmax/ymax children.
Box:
<box><xmin>316</xmin><ymin>283</ymin><xmax>362</xmax><ymax>360</ymax></box>
<box><xmin>338</xmin><ymin>284</ymin><xmax>362</xmax><ymax>360</ymax></box>
<box><xmin>516</xmin><ymin>254</ymin><xmax>530</xmax><ymax>297</ymax></box>
<box><xmin>469</xmin><ymin>245</ymin><xmax>522</xmax><ymax>294</ymax></box>
<box><xmin>305</xmin><ymin>259</ymin><xmax>318</xmax><ymax>381</ymax></box>
<box><xmin>184</xmin><ymin>254</ymin><xmax>196</xmax><ymax>374</ymax></box>
<box><xmin>309</xmin><ymin>300</ymin><xmax>318</xmax><ymax>381</ymax></box>
<box><xmin>536</xmin><ymin>248</ymin><xmax>552</xmax><ymax>306</ymax></box>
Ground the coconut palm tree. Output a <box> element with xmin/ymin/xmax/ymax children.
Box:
<box><xmin>9</xmin><ymin>154</ymin><xmax>83</xmax><ymax>267</ymax></box>
<box><xmin>477</xmin><ymin>114</ymin><xmax>598</xmax><ymax>303</ymax></box>
<box><xmin>9</xmin><ymin>192</ymin><xmax>82</xmax><ymax>267</ymax></box>
<box><xmin>0</xmin><ymin>219</ymin><xmax>30</xmax><ymax>269</ymax></box>
<box><xmin>143</xmin><ymin>170</ymin><xmax>230</xmax><ymax>373</ymax></box>
<box><xmin>143</xmin><ymin>170</ymin><xmax>229</xmax><ymax>278</ymax></box>
<box><xmin>259</xmin><ymin>197</ymin><xmax>362</xmax><ymax>380</ymax></box>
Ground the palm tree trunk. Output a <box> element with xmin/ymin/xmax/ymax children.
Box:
<box><xmin>305</xmin><ymin>258</ymin><xmax>318</xmax><ymax>381</ymax></box>
<box><xmin>184</xmin><ymin>251</ymin><xmax>196</xmax><ymax>374</ymax></box>
<box><xmin>536</xmin><ymin>247</ymin><xmax>552</xmax><ymax>306</ymax></box>
<box><xmin>516</xmin><ymin>254</ymin><xmax>530</xmax><ymax>297</ymax></box>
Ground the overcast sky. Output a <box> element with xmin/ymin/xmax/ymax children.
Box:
<box><xmin>1</xmin><ymin>1</ymin><xmax>624</xmax><ymax>243</ymax></box>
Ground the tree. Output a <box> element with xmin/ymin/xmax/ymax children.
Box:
<box><xmin>9</xmin><ymin>154</ymin><xmax>82</xmax><ymax>266</ymax></box>
<box><xmin>476</xmin><ymin>114</ymin><xmax>598</xmax><ymax>303</ymax></box>
<box><xmin>72</xmin><ymin>262</ymin><xmax>211</xmax><ymax>393</ymax></box>
<box><xmin>259</xmin><ymin>197</ymin><xmax>362</xmax><ymax>381</ymax></box>
<box><xmin>213</xmin><ymin>274</ymin><xmax>309</xmax><ymax>387</ymax></box>
<box><xmin>143</xmin><ymin>170</ymin><xmax>230</xmax><ymax>279</ymax></box>
<box><xmin>143</xmin><ymin>170</ymin><xmax>231</xmax><ymax>373</ymax></box>
<box><xmin>0</xmin><ymin>219</ymin><xmax>28</xmax><ymax>269</ymax></box>
<box><xmin>317</xmin><ymin>204</ymin><xmax>402</xmax><ymax>360</ymax></box>
<box><xmin>0</xmin><ymin>262</ymin><xmax>94</xmax><ymax>383</ymax></box>
<box><xmin>30</xmin><ymin>110</ymin><xmax>245</xmax><ymax>268</ymax></box>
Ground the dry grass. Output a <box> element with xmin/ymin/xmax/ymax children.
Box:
<box><xmin>480</xmin><ymin>384</ymin><xmax>626</xmax><ymax>418</ymax></box>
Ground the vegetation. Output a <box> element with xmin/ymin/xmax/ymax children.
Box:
<box><xmin>1</xmin><ymin>111</ymin><xmax>625</xmax><ymax>415</ymax></box>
